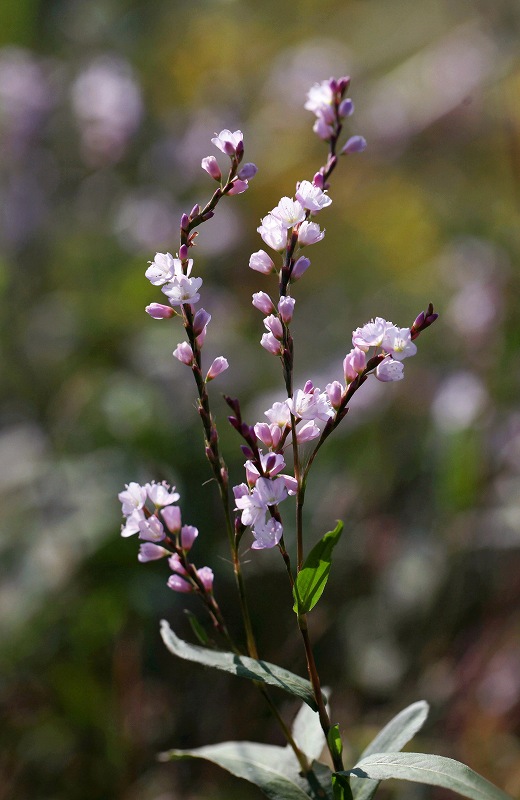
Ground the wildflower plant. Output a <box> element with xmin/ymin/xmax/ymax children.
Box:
<box><xmin>118</xmin><ymin>78</ymin><xmax>510</xmax><ymax>800</ymax></box>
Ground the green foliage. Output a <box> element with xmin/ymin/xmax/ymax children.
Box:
<box><xmin>293</xmin><ymin>522</ymin><xmax>343</xmax><ymax>615</ymax></box>
<box><xmin>160</xmin><ymin>620</ymin><xmax>318</xmax><ymax>710</ymax></box>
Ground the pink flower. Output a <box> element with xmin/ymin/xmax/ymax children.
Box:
<box><xmin>264</xmin><ymin>314</ymin><xmax>283</xmax><ymax>340</ymax></box>
<box><xmin>119</xmin><ymin>482</ymin><xmax>147</xmax><ymax>516</ymax></box>
<box><xmin>251</xmin><ymin>518</ymin><xmax>283</xmax><ymax>550</ymax></box>
<box><xmin>341</xmin><ymin>135</ymin><xmax>367</xmax><ymax>154</ymax></box>
<box><xmin>295</xmin><ymin>180</ymin><xmax>332</xmax><ymax>212</ymax></box>
<box><xmin>162</xmin><ymin>275</ymin><xmax>203</xmax><ymax>306</ymax></box>
<box><xmin>288</xmin><ymin>383</ymin><xmax>333</xmax><ymax>422</ymax></box>
<box><xmin>260</xmin><ymin>332</ymin><xmax>282</xmax><ymax>355</ymax></box>
<box><xmin>252</xmin><ymin>291</ymin><xmax>275</xmax><ymax>314</ymax></box>
<box><xmin>211</xmin><ymin>129</ymin><xmax>243</xmax><ymax>156</ymax></box>
<box><xmin>343</xmin><ymin>347</ymin><xmax>367</xmax><ymax>382</ymax></box>
<box><xmin>326</xmin><ymin>381</ymin><xmax>343</xmax><ymax>409</ymax></box>
<box><xmin>249</xmin><ymin>250</ymin><xmax>275</xmax><ymax>275</ymax></box>
<box><xmin>264</xmin><ymin>401</ymin><xmax>291</xmax><ymax>427</ymax></box>
<box><xmin>138</xmin><ymin>543</ymin><xmax>169</xmax><ymax>562</ymax></box>
<box><xmin>313</xmin><ymin>116</ymin><xmax>334</xmax><ymax>141</ymax></box>
<box><xmin>255</xmin><ymin>476</ymin><xmax>288</xmax><ymax>507</ymax></box>
<box><xmin>227</xmin><ymin>178</ymin><xmax>249</xmax><ymax>195</ymax></box>
<box><xmin>201</xmin><ymin>155</ymin><xmax>221</xmax><ymax>181</ymax></box>
<box><xmin>145</xmin><ymin>303</ymin><xmax>175</xmax><ymax>319</ymax></box>
<box><xmin>161</xmin><ymin>504</ymin><xmax>181</xmax><ymax>533</ymax></box>
<box><xmin>206</xmin><ymin>356</ymin><xmax>229</xmax><ymax>381</ymax></box>
<box><xmin>235</xmin><ymin>489</ymin><xmax>267</xmax><ymax>528</ymax></box>
<box><xmin>271</xmin><ymin>197</ymin><xmax>306</xmax><ymax>229</ymax></box>
<box><xmin>296</xmin><ymin>420</ymin><xmax>321</xmax><ymax>442</ymax></box>
<box><xmin>168</xmin><ymin>574</ymin><xmax>192</xmax><ymax>593</ymax></box>
<box><xmin>305</xmin><ymin>80</ymin><xmax>335</xmax><ymax>117</ymax></box>
<box><xmin>145</xmin><ymin>252</ymin><xmax>177</xmax><ymax>286</ymax></box>
<box><xmin>145</xmin><ymin>481</ymin><xmax>179</xmax><ymax>506</ymax></box>
<box><xmin>121</xmin><ymin>509</ymin><xmax>145</xmax><ymax>537</ymax></box>
<box><xmin>298</xmin><ymin>221</ymin><xmax>324</xmax><ymax>246</ymax></box>
<box><xmin>173</xmin><ymin>342</ymin><xmax>194</xmax><ymax>365</ymax></box>
<box><xmin>257</xmin><ymin>213</ymin><xmax>287</xmax><ymax>251</ymax></box>
<box><xmin>278</xmin><ymin>296</ymin><xmax>295</xmax><ymax>323</ymax></box>
<box><xmin>138</xmin><ymin>514</ymin><xmax>165</xmax><ymax>542</ymax></box>
<box><xmin>352</xmin><ymin>317</ymin><xmax>391</xmax><ymax>351</ymax></box>
<box><xmin>197</xmin><ymin>566</ymin><xmax>214</xmax><ymax>592</ymax></box>
<box><xmin>382</xmin><ymin>326</ymin><xmax>417</xmax><ymax>361</ymax></box>
<box><xmin>180</xmin><ymin>525</ymin><xmax>198</xmax><ymax>550</ymax></box>
<box><xmin>376</xmin><ymin>356</ymin><xmax>405</xmax><ymax>382</ymax></box>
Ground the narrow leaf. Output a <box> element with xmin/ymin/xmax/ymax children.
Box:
<box><xmin>350</xmin><ymin>700</ymin><xmax>429</xmax><ymax>800</ymax></box>
<box><xmin>293</xmin><ymin>521</ymin><xmax>343</xmax><ymax>615</ymax></box>
<box><xmin>332</xmin><ymin>773</ymin><xmax>353</xmax><ymax>800</ymax></box>
<box><xmin>159</xmin><ymin>741</ymin><xmax>318</xmax><ymax>800</ymax></box>
<box><xmin>160</xmin><ymin>620</ymin><xmax>318</xmax><ymax>710</ymax></box>
<box><xmin>184</xmin><ymin>610</ymin><xmax>211</xmax><ymax>646</ymax></box>
<box><xmin>327</xmin><ymin>724</ymin><xmax>343</xmax><ymax>761</ymax></box>
<box><xmin>343</xmin><ymin>752</ymin><xmax>513</xmax><ymax>800</ymax></box>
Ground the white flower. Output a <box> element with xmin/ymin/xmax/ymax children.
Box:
<box><xmin>264</xmin><ymin>401</ymin><xmax>291</xmax><ymax>427</ymax></box>
<box><xmin>145</xmin><ymin>481</ymin><xmax>180</xmax><ymax>507</ymax></box>
<box><xmin>305</xmin><ymin>81</ymin><xmax>335</xmax><ymax>118</ymax></box>
<box><xmin>251</xmin><ymin>518</ymin><xmax>283</xmax><ymax>550</ymax></box>
<box><xmin>145</xmin><ymin>253</ymin><xmax>192</xmax><ymax>286</ymax></box>
<box><xmin>121</xmin><ymin>508</ymin><xmax>145</xmax><ymax>537</ymax></box>
<box><xmin>257</xmin><ymin>213</ymin><xmax>287</xmax><ymax>251</ymax></box>
<box><xmin>255</xmin><ymin>476</ymin><xmax>288</xmax><ymax>507</ymax></box>
<box><xmin>381</xmin><ymin>326</ymin><xmax>417</xmax><ymax>361</ymax></box>
<box><xmin>375</xmin><ymin>356</ymin><xmax>404</xmax><ymax>382</ymax></box>
<box><xmin>235</xmin><ymin>490</ymin><xmax>266</xmax><ymax>528</ymax></box>
<box><xmin>119</xmin><ymin>482</ymin><xmax>147</xmax><ymax>516</ymax></box>
<box><xmin>295</xmin><ymin>180</ymin><xmax>332</xmax><ymax>213</ymax></box>
<box><xmin>271</xmin><ymin>197</ymin><xmax>306</xmax><ymax>229</ymax></box>
<box><xmin>297</xmin><ymin>221</ymin><xmax>324</xmax><ymax>246</ymax></box>
<box><xmin>138</xmin><ymin>514</ymin><xmax>165</xmax><ymax>542</ymax></box>
<box><xmin>288</xmin><ymin>385</ymin><xmax>333</xmax><ymax>422</ymax></box>
<box><xmin>249</xmin><ymin>250</ymin><xmax>275</xmax><ymax>274</ymax></box>
<box><xmin>162</xmin><ymin>275</ymin><xmax>203</xmax><ymax>306</ymax></box>
<box><xmin>211</xmin><ymin>129</ymin><xmax>243</xmax><ymax>155</ymax></box>
<box><xmin>352</xmin><ymin>317</ymin><xmax>392</xmax><ymax>351</ymax></box>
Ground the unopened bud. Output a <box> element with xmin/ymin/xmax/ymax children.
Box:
<box><xmin>180</xmin><ymin>213</ymin><xmax>190</xmax><ymax>231</ymax></box>
<box><xmin>189</xmin><ymin>204</ymin><xmax>200</xmax><ymax>219</ymax></box>
<box><xmin>337</xmin><ymin>76</ymin><xmax>351</xmax><ymax>94</ymax></box>
<box><xmin>178</xmin><ymin>243</ymin><xmax>189</xmax><ymax>260</ymax></box>
<box><xmin>201</xmin><ymin>210</ymin><xmax>215</xmax><ymax>221</ymax></box>
<box><xmin>201</xmin><ymin>155</ymin><xmax>222</xmax><ymax>181</ymax></box>
<box><xmin>338</xmin><ymin>98</ymin><xmax>354</xmax><ymax>117</ymax></box>
<box><xmin>193</xmin><ymin>308</ymin><xmax>211</xmax><ymax>336</ymax></box>
<box><xmin>313</xmin><ymin>172</ymin><xmax>325</xmax><ymax>189</ymax></box>
<box><xmin>238</xmin><ymin>162</ymin><xmax>258</xmax><ymax>180</ymax></box>
<box><xmin>341</xmin><ymin>135</ymin><xmax>367</xmax><ymax>154</ymax></box>
<box><xmin>146</xmin><ymin>303</ymin><xmax>175</xmax><ymax>319</ymax></box>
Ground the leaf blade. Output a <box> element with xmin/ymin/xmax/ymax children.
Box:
<box><xmin>160</xmin><ymin>620</ymin><xmax>318</xmax><ymax>710</ymax></box>
<box><xmin>344</xmin><ymin>752</ymin><xmax>512</xmax><ymax>800</ymax></box>
<box><xmin>293</xmin><ymin>521</ymin><xmax>343</xmax><ymax>615</ymax></box>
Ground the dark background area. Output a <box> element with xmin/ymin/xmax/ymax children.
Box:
<box><xmin>1</xmin><ymin>0</ymin><xmax>520</xmax><ymax>798</ymax></box>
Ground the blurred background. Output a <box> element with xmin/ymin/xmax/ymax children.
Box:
<box><xmin>1</xmin><ymin>0</ymin><xmax>520</xmax><ymax>798</ymax></box>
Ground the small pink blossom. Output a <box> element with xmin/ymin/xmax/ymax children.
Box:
<box><xmin>201</xmin><ymin>155</ymin><xmax>222</xmax><ymax>181</ymax></box>
<box><xmin>264</xmin><ymin>401</ymin><xmax>291</xmax><ymax>427</ymax></box>
<box><xmin>173</xmin><ymin>342</ymin><xmax>194</xmax><ymax>365</ymax></box>
<box><xmin>326</xmin><ymin>380</ymin><xmax>343</xmax><ymax>409</ymax></box>
<box><xmin>180</xmin><ymin>525</ymin><xmax>198</xmax><ymax>550</ymax></box>
<box><xmin>260</xmin><ymin>332</ymin><xmax>282</xmax><ymax>355</ymax></box>
<box><xmin>145</xmin><ymin>303</ymin><xmax>175</xmax><ymax>319</ymax></box>
<box><xmin>298</xmin><ymin>221</ymin><xmax>324</xmax><ymax>246</ymax></box>
<box><xmin>296</xmin><ymin>420</ymin><xmax>321</xmax><ymax>442</ymax></box>
<box><xmin>227</xmin><ymin>178</ymin><xmax>248</xmax><ymax>196</ymax></box>
<box><xmin>305</xmin><ymin>80</ymin><xmax>335</xmax><ymax>117</ymax></box>
<box><xmin>291</xmin><ymin>256</ymin><xmax>311</xmax><ymax>281</ymax></box>
<box><xmin>352</xmin><ymin>317</ymin><xmax>391</xmax><ymax>351</ymax></box>
<box><xmin>343</xmin><ymin>347</ymin><xmax>367</xmax><ymax>382</ymax></box>
<box><xmin>211</xmin><ymin>128</ymin><xmax>243</xmax><ymax>156</ymax></box>
<box><xmin>254</xmin><ymin>422</ymin><xmax>275</xmax><ymax>449</ymax></box>
<box><xmin>161</xmin><ymin>504</ymin><xmax>182</xmax><ymax>533</ymax></box>
<box><xmin>193</xmin><ymin>308</ymin><xmax>211</xmax><ymax>336</ymax></box>
<box><xmin>382</xmin><ymin>326</ymin><xmax>417</xmax><ymax>361</ymax></box>
<box><xmin>264</xmin><ymin>314</ymin><xmax>283</xmax><ymax>340</ymax></box>
<box><xmin>338</xmin><ymin>98</ymin><xmax>354</xmax><ymax>117</ymax></box>
<box><xmin>235</xmin><ymin>489</ymin><xmax>266</xmax><ymax>528</ymax></box>
<box><xmin>145</xmin><ymin>481</ymin><xmax>180</xmax><ymax>506</ymax></box>
<box><xmin>119</xmin><ymin>482</ymin><xmax>147</xmax><ymax>516</ymax></box>
<box><xmin>168</xmin><ymin>574</ymin><xmax>192</xmax><ymax>593</ymax></box>
<box><xmin>313</xmin><ymin>116</ymin><xmax>334</xmax><ymax>141</ymax></box>
<box><xmin>206</xmin><ymin>356</ymin><xmax>229</xmax><ymax>381</ymax></box>
<box><xmin>121</xmin><ymin>509</ymin><xmax>145</xmax><ymax>537</ymax></box>
<box><xmin>281</xmin><ymin>474</ymin><xmax>298</xmax><ymax>495</ymax></box>
<box><xmin>376</xmin><ymin>356</ymin><xmax>405</xmax><ymax>382</ymax></box>
<box><xmin>271</xmin><ymin>197</ymin><xmax>306</xmax><ymax>229</ymax></box>
<box><xmin>197</xmin><ymin>566</ymin><xmax>214</xmax><ymax>592</ymax></box>
<box><xmin>252</xmin><ymin>291</ymin><xmax>275</xmax><ymax>314</ymax></box>
<box><xmin>162</xmin><ymin>275</ymin><xmax>203</xmax><ymax>306</ymax></box>
<box><xmin>238</xmin><ymin>162</ymin><xmax>257</xmax><ymax>180</ymax></box>
<box><xmin>341</xmin><ymin>135</ymin><xmax>367</xmax><ymax>154</ymax></box>
<box><xmin>251</xmin><ymin>518</ymin><xmax>283</xmax><ymax>550</ymax></box>
<box><xmin>145</xmin><ymin>252</ymin><xmax>177</xmax><ymax>286</ymax></box>
<box><xmin>288</xmin><ymin>385</ymin><xmax>333</xmax><ymax>422</ymax></box>
<box><xmin>249</xmin><ymin>250</ymin><xmax>275</xmax><ymax>275</ymax></box>
<box><xmin>295</xmin><ymin>180</ymin><xmax>332</xmax><ymax>212</ymax></box>
<box><xmin>138</xmin><ymin>514</ymin><xmax>166</xmax><ymax>542</ymax></box>
<box><xmin>257</xmin><ymin>213</ymin><xmax>287</xmax><ymax>251</ymax></box>
<box><xmin>278</xmin><ymin>296</ymin><xmax>295</xmax><ymax>323</ymax></box>
<box><xmin>138</xmin><ymin>543</ymin><xmax>169</xmax><ymax>562</ymax></box>
<box><xmin>255</xmin><ymin>476</ymin><xmax>288</xmax><ymax>507</ymax></box>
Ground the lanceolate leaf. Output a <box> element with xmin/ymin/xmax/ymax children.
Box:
<box><xmin>343</xmin><ymin>753</ymin><xmax>512</xmax><ymax>800</ymax></box>
<box><xmin>291</xmin><ymin>700</ymin><xmax>327</xmax><ymax>762</ymax></box>
<box><xmin>293</xmin><ymin>521</ymin><xmax>343</xmax><ymax>615</ymax></box>
<box><xmin>350</xmin><ymin>700</ymin><xmax>429</xmax><ymax>800</ymax></box>
<box><xmin>160</xmin><ymin>741</ymin><xmax>326</xmax><ymax>800</ymax></box>
<box><xmin>160</xmin><ymin>620</ymin><xmax>318</xmax><ymax>710</ymax></box>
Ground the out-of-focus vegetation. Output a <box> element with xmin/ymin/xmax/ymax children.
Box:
<box><xmin>1</xmin><ymin>0</ymin><xmax>520</xmax><ymax>798</ymax></box>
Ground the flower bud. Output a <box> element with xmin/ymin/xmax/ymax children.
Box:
<box><xmin>201</xmin><ymin>210</ymin><xmax>215</xmax><ymax>221</ymax></box>
<box><xmin>206</xmin><ymin>356</ymin><xmax>229</xmax><ymax>381</ymax></box>
<box><xmin>197</xmin><ymin>566</ymin><xmax>214</xmax><ymax>592</ymax></box>
<box><xmin>238</xmin><ymin>162</ymin><xmax>258</xmax><ymax>180</ymax></box>
<box><xmin>338</xmin><ymin>98</ymin><xmax>354</xmax><ymax>117</ymax></box>
<box><xmin>249</xmin><ymin>250</ymin><xmax>275</xmax><ymax>275</ymax></box>
<box><xmin>138</xmin><ymin>543</ymin><xmax>169</xmax><ymax>562</ymax></box>
<box><xmin>343</xmin><ymin>347</ymin><xmax>367</xmax><ymax>382</ymax></box>
<box><xmin>180</xmin><ymin>213</ymin><xmax>190</xmax><ymax>231</ymax></box>
<box><xmin>227</xmin><ymin>179</ymin><xmax>248</xmax><ymax>196</ymax></box>
<box><xmin>168</xmin><ymin>574</ymin><xmax>192</xmax><ymax>593</ymax></box>
<box><xmin>252</xmin><ymin>291</ymin><xmax>275</xmax><ymax>314</ymax></box>
<box><xmin>313</xmin><ymin>172</ymin><xmax>325</xmax><ymax>189</ymax></box>
<box><xmin>161</xmin><ymin>504</ymin><xmax>182</xmax><ymax>533</ymax></box>
<box><xmin>337</xmin><ymin>76</ymin><xmax>351</xmax><ymax>94</ymax></box>
<box><xmin>278</xmin><ymin>296</ymin><xmax>295</xmax><ymax>323</ymax></box>
<box><xmin>178</xmin><ymin>243</ymin><xmax>189</xmax><ymax>260</ymax></box>
<box><xmin>201</xmin><ymin>155</ymin><xmax>222</xmax><ymax>181</ymax></box>
<box><xmin>260</xmin><ymin>332</ymin><xmax>282</xmax><ymax>355</ymax></box>
<box><xmin>326</xmin><ymin>380</ymin><xmax>343</xmax><ymax>409</ymax></box>
<box><xmin>264</xmin><ymin>314</ymin><xmax>283</xmax><ymax>340</ymax></box>
<box><xmin>173</xmin><ymin>342</ymin><xmax>194</xmax><ymax>365</ymax></box>
<box><xmin>180</xmin><ymin>524</ymin><xmax>198</xmax><ymax>550</ymax></box>
<box><xmin>189</xmin><ymin>204</ymin><xmax>200</xmax><ymax>219</ymax></box>
<box><xmin>341</xmin><ymin>135</ymin><xmax>367</xmax><ymax>154</ymax></box>
<box><xmin>193</xmin><ymin>308</ymin><xmax>211</xmax><ymax>336</ymax></box>
<box><xmin>291</xmin><ymin>256</ymin><xmax>311</xmax><ymax>281</ymax></box>
<box><xmin>146</xmin><ymin>303</ymin><xmax>175</xmax><ymax>319</ymax></box>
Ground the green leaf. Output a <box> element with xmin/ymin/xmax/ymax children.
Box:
<box><xmin>350</xmin><ymin>700</ymin><xmax>429</xmax><ymax>800</ymax></box>
<box><xmin>327</xmin><ymin>724</ymin><xmax>343</xmax><ymax>762</ymax></box>
<box><xmin>160</xmin><ymin>620</ymin><xmax>318</xmax><ymax>711</ymax></box>
<box><xmin>183</xmin><ymin>610</ymin><xmax>211</xmax><ymax>646</ymax></box>
<box><xmin>332</xmin><ymin>773</ymin><xmax>353</xmax><ymax>800</ymax></box>
<box><xmin>293</xmin><ymin>521</ymin><xmax>343</xmax><ymax>615</ymax></box>
<box><xmin>343</xmin><ymin>752</ymin><xmax>513</xmax><ymax>800</ymax></box>
<box><xmin>159</xmin><ymin>740</ymin><xmax>323</xmax><ymax>800</ymax></box>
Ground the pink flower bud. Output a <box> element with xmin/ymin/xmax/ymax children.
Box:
<box><xmin>343</xmin><ymin>347</ymin><xmax>367</xmax><ymax>382</ymax></box>
<box><xmin>138</xmin><ymin>515</ymin><xmax>165</xmax><ymax>542</ymax></box>
<box><xmin>201</xmin><ymin>155</ymin><xmax>222</xmax><ymax>181</ymax></box>
<box><xmin>291</xmin><ymin>256</ymin><xmax>311</xmax><ymax>282</ymax></box>
<box><xmin>326</xmin><ymin>380</ymin><xmax>343</xmax><ymax>409</ymax></box>
<box><xmin>178</xmin><ymin>243</ymin><xmax>189</xmax><ymax>260</ymax></box>
<box><xmin>313</xmin><ymin>116</ymin><xmax>333</xmax><ymax>141</ymax></box>
<box><xmin>254</xmin><ymin>422</ymin><xmax>273</xmax><ymax>448</ymax></box>
<box><xmin>313</xmin><ymin>172</ymin><xmax>325</xmax><ymax>189</ymax></box>
<box><xmin>180</xmin><ymin>213</ymin><xmax>190</xmax><ymax>230</ymax></box>
<box><xmin>161</xmin><ymin>504</ymin><xmax>181</xmax><ymax>533</ymax></box>
<box><xmin>341</xmin><ymin>135</ymin><xmax>367</xmax><ymax>154</ymax></box>
<box><xmin>168</xmin><ymin>553</ymin><xmax>187</xmax><ymax>573</ymax></box>
<box><xmin>180</xmin><ymin>524</ymin><xmax>198</xmax><ymax>550</ymax></box>
<box><xmin>227</xmin><ymin>179</ymin><xmax>248</xmax><ymax>196</ymax></box>
<box><xmin>376</xmin><ymin>356</ymin><xmax>404</xmax><ymax>382</ymax></box>
<box><xmin>173</xmin><ymin>342</ymin><xmax>194</xmax><ymax>365</ymax></box>
<box><xmin>252</xmin><ymin>291</ymin><xmax>275</xmax><ymax>314</ymax></box>
<box><xmin>264</xmin><ymin>314</ymin><xmax>283</xmax><ymax>340</ymax></box>
<box><xmin>193</xmin><ymin>308</ymin><xmax>211</xmax><ymax>336</ymax></box>
<box><xmin>296</xmin><ymin>421</ymin><xmax>320</xmax><ymax>442</ymax></box>
<box><xmin>249</xmin><ymin>250</ymin><xmax>275</xmax><ymax>275</ymax></box>
<box><xmin>189</xmin><ymin>203</ymin><xmax>200</xmax><ymax>219</ymax></box>
<box><xmin>168</xmin><ymin>574</ymin><xmax>192</xmax><ymax>593</ymax></box>
<box><xmin>238</xmin><ymin>162</ymin><xmax>258</xmax><ymax>180</ymax></box>
<box><xmin>146</xmin><ymin>303</ymin><xmax>175</xmax><ymax>319</ymax></box>
<box><xmin>138</xmin><ymin>543</ymin><xmax>169</xmax><ymax>562</ymax></box>
<box><xmin>206</xmin><ymin>356</ymin><xmax>229</xmax><ymax>381</ymax></box>
<box><xmin>197</xmin><ymin>566</ymin><xmax>214</xmax><ymax>592</ymax></box>
<box><xmin>278</xmin><ymin>296</ymin><xmax>295</xmax><ymax>323</ymax></box>
<box><xmin>338</xmin><ymin>98</ymin><xmax>354</xmax><ymax>117</ymax></box>
<box><xmin>260</xmin><ymin>332</ymin><xmax>282</xmax><ymax>355</ymax></box>
<box><xmin>337</xmin><ymin>76</ymin><xmax>351</xmax><ymax>94</ymax></box>
<box><xmin>297</xmin><ymin>221</ymin><xmax>324</xmax><ymax>246</ymax></box>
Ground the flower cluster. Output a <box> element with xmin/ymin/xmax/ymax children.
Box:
<box><xmin>118</xmin><ymin>480</ymin><xmax>213</xmax><ymax>594</ymax></box>
<box><xmin>304</xmin><ymin>75</ymin><xmax>366</xmax><ymax>153</ymax></box>
<box><xmin>349</xmin><ymin>316</ymin><xmax>417</xmax><ymax>383</ymax></box>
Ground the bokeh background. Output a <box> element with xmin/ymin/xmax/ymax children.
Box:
<box><xmin>1</xmin><ymin>0</ymin><xmax>520</xmax><ymax>798</ymax></box>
